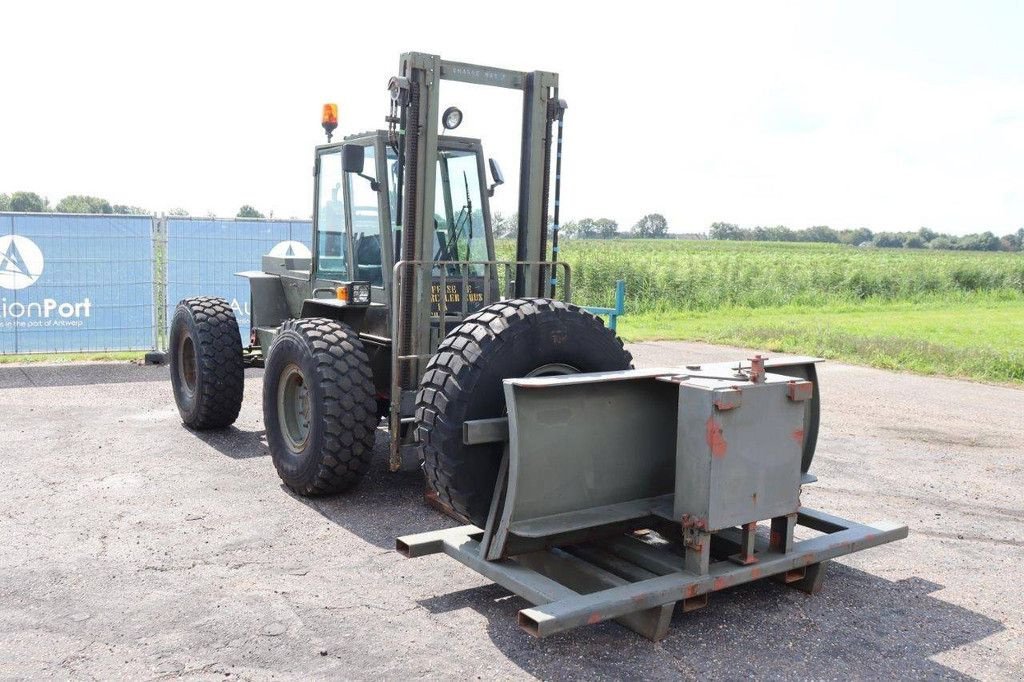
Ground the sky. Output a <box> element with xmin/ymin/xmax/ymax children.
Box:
<box><xmin>1</xmin><ymin>1</ymin><xmax>1023</xmax><ymax>236</ymax></box>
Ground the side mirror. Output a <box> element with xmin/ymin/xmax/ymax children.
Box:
<box><xmin>342</xmin><ymin>144</ymin><xmax>365</xmax><ymax>174</ymax></box>
<box><xmin>342</xmin><ymin>144</ymin><xmax>380</xmax><ymax>192</ymax></box>
<box><xmin>488</xmin><ymin>158</ymin><xmax>505</xmax><ymax>197</ymax></box>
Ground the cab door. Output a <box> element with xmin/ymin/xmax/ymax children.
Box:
<box><xmin>313</xmin><ymin>136</ymin><xmax>393</xmax><ymax>301</ymax></box>
<box><xmin>312</xmin><ymin>145</ymin><xmax>352</xmax><ymax>282</ymax></box>
<box><xmin>349</xmin><ymin>139</ymin><xmax>389</xmax><ymax>296</ymax></box>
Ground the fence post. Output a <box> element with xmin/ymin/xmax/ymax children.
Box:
<box><xmin>612</xmin><ymin>279</ymin><xmax>626</xmax><ymax>331</ymax></box>
<box><xmin>151</xmin><ymin>216</ymin><xmax>168</xmax><ymax>355</ymax></box>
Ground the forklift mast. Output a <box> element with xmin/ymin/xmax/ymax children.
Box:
<box><xmin>388</xmin><ymin>52</ymin><xmax>561</xmax><ymax>384</ymax></box>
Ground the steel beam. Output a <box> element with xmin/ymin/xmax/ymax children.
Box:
<box><xmin>517</xmin><ymin>548</ymin><xmax>673</xmax><ymax>641</ymax></box>
<box><xmin>514</xmin><ymin>70</ymin><xmax>558</xmax><ymax>295</ymax></box>
<box><xmin>400</xmin><ymin>512</ymin><xmax>907</xmax><ymax>641</ymax></box>
<box><xmin>517</xmin><ymin>516</ymin><xmax>907</xmax><ymax>638</ymax></box>
<box><xmin>398</xmin><ymin>526</ymin><xmax>673</xmax><ymax>639</ymax></box>
<box><xmin>462</xmin><ymin>417</ymin><xmax>509</xmax><ymax>445</ymax></box>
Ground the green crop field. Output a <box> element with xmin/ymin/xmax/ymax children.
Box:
<box><xmin>497</xmin><ymin>239</ymin><xmax>1024</xmax><ymax>384</ymax></box>
<box><xmin>9</xmin><ymin>240</ymin><xmax>1020</xmax><ymax>384</ymax></box>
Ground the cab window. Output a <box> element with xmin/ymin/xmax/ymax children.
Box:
<box><xmin>434</xmin><ymin>150</ymin><xmax>488</xmax><ymax>275</ymax></box>
<box><xmin>316</xmin><ymin>150</ymin><xmax>348</xmax><ymax>278</ymax></box>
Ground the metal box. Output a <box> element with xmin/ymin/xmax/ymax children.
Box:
<box><xmin>673</xmin><ymin>375</ymin><xmax>806</xmax><ymax>531</ymax></box>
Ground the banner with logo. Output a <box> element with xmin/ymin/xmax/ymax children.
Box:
<box><xmin>165</xmin><ymin>219</ymin><xmax>312</xmax><ymax>343</ymax></box>
<box><xmin>0</xmin><ymin>213</ymin><xmax>154</xmax><ymax>353</ymax></box>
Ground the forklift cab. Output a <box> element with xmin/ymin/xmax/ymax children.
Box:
<box><xmin>312</xmin><ymin>131</ymin><xmax>498</xmax><ymax>312</ymax></box>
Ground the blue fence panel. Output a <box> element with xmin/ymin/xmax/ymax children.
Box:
<box><xmin>165</xmin><ymin>219</ymin><xmax>312</xmax><ymax>343</ymax></box>
<box><xmin>0</xmin><ymin>213</ymin><xmax>154</xmax><ymax>353</ymax></box>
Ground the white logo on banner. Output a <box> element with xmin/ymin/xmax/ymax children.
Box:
<box><xmin>0</xmin><ymin>234</ymin><xmax>92</xmax><ymax>327</ymax></box>
<box><xmin>268</xmin><ymin>240</ymin><xmax>312</xmax><ymax>259</ymax></box>
<box><xmin>0</xmin><ymin>235</ymin><xmax>44</xmax><ymax>290</ymax></box>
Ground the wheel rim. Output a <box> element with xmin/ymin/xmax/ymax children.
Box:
<box><xmin>526</xmin><ymin>362</ymin><xmax>579</xmax><ymax>378</ymax></box>
<box><xmin>277</xmin><ymin>364</ymin><xmax>312</xmax><ymax>453</ymax></box>
<box><xmin>178</xmin><ymin>334</ymin><xmax>198</xmax><ymax>394</ymax></box>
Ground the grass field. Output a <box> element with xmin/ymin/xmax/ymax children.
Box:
<box><xmin>0</xmin><ymin>351</ymin><xmax>144</xmax><ymax>365</ymax></box>
<box><xmin>516</xmin><ymin>240</ymin><xmax>1024</xmax><ymax>384</ymax></box>
<box><xmin>7</xmin><ymin>240</ymin><xmax>1022</xmax><ymax>384</ymax></box>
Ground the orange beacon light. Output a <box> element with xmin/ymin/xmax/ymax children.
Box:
<box><xmin>322</xmin><ymin>103</ymin><xmax>339</xmax><ymax>142</ymax></box>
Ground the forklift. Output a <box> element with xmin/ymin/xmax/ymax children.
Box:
<box><xmin>166</xmin><ymin>52</ymin><xmax>675</xmax><ymax>524</ymax></box>
<box><xmin>167</xmin><ymin>53</ymin><xmax>903</xmax><ymax>642</ymax></box>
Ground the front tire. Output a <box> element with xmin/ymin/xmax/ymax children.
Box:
<box><xmin>169</xmin><ymin>296</ymin><xmax>244</xmax><ymax>429</ymax></box>
<box><xmin>263</xmin><ymin>318</ymin><xmax>378</xmax><ymax>496</ymax></box>
<box><xmin>415</xmin><ymin>298</ymin><xmax>634</xmax><ymax>526</ymax></box>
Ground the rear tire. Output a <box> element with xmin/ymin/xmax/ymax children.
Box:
<box><xmin>169</xmin><ymin>296</ymin><xmax>244</xmax><ymax>429</ymax></box>
<box><xmin>415</xmin><ymin>298</ymin><xmax>633</xmax><ymax>526</ymax></box>
<box><xmin>263</xmin><ymin>318</ymin><xmax>378</xmax><ymax>496</ymax></box>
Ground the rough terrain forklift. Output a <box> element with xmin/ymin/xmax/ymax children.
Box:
<box><xmin>170</xmin><ymin>53</ymin><xmax>647</xmax><ymax>524</ymax></box>
<box><xmin>168</xmin><ymin>52</ymin><xmax>904</xmax><ymax>641</ymax></box>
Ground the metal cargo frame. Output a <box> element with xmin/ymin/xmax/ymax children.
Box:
<box><xmin>399</xmin><ymin>511</ymin><xmax>907</xmax><ymax>641</ymax></box>
<box><xmin>398</xmin><ymin>365</ymin><xmax>908</xmax><ymax>640</ymax></box>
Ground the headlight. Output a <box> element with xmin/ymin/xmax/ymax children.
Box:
<box><xmin>351</xmin><ymin>282</ymin><xmax>371</xmax><ymax>305</ymax></box>
<box><xmin>442</xmin><ymin>106</ymin><xmax>463</xmax><ymax>130</ymax></box>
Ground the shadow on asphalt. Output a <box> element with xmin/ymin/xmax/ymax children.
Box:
<box><xmin>0</xmin><ymin>362</ymin><xmax>169</xmax><ymax>389</ymax></box>
<box><xmin>0</xmin><ymin>363</ymin><xmax>263</xmax><ymax>389</ymax></box>
<box><xmin>287</xmin><ymin>429</ymin><xmax>457</xmax><ymax>550</ymax></box>
<box><xmin>415</xmin><ymin>566</ymin><xmax>1001</xmax><ymax>679</ymax></box>
<box><xmin>175</xmin><ymin>403</ymin><xmax>1003</xmax><ymax>676</ymax></box>
<box><xmin>191</xmin><ymin>426</ymin><xmax>269</xmax><ymax>460</ymax></box>
<box><xmin>182</xmin><ymin>413</ymin><xmax>446</xmax><ymax>548</ymax></box>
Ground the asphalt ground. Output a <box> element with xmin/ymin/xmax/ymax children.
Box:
<box><xmin>1</xmin><ymin>341</ymin><xmax>1021</xmax><ymax>680</ymax></box>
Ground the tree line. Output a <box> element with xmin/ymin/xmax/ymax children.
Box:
<box><xmin>493</xmin><ymin>212</ymin><xmax>672</xmax><ymax>239</ymax></box>
<box><xmin>13</xmin><ymin>190</ymin><xmax>1016</xmax><ymax>252</ymax></box>
<box><xmin>0</xmin><ymin>191</ymin><xmax>267</xmax><ymax>219</ymax></box>
<box><xmin>0</xmin><ymin>191</ymin><xmax>156</xmax><ymax>216</ymax></box>
<box><xmin>4</xmin><ymin>190</ymin><xmax>665</xmax><ymax>232</ymax></box>
<box><xmin>708</xmin><ymin>222</ymin><xmax>1024</xmax><ymax>252</ymax></box>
